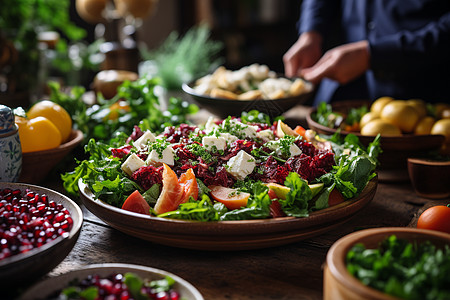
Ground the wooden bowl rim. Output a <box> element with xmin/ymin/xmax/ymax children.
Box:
<box><xmin>407</xmin><ymin>157</ymin><xmax>450</xmax><ymax>166</ymax></box>
<box><xmin>326</xmin><ymin>227</ymin><xmax>450</xmax><ymax>300</ymax></box>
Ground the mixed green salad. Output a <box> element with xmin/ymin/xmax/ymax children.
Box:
<box><xmin>63</xmin><ymin>109</ymin><xmax>381</xmax><ymax>221</ymax></box>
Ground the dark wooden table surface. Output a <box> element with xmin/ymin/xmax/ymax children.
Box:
<box><xmin>11</xmin><ymin>105</ymin><xmax>450</xmax><ymax>300</ymax></box>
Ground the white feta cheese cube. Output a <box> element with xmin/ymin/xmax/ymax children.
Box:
<box><xmin>219</xmin><ymin>132</ymin><xmax>238</xmax><ymax>143</ymax></box>
<box><xmin>257</xmin><ymin>129</ymin><xmax>275</xmax><ymax>142</ymax></box>
<box><xmin>226</xmin><ymin>119</ymin><xmax>258</xmax><ymax>139</ymax></box>
<box><xmin>133</xmin><ymin>130</ymin><xmax>156</xmax><ymax>150</ymax></box>
<box><xmin>146</xmin><ymin>146</ymin><xmax>175</xmax><ymax>166</ymax></box>
<box><xmin>121</xmin><ymin>153</ymin><xmax>146</xmax><ymax>176</ymax></box>
<box><xmin>202</xmin><ymin>136</ymin><xmax>227</xmax><ymax>152</ymax></box>
<box><xmin>226</xmin><ymin>150</ymin><xmax>256</xmax><ymax>181</ymax></box>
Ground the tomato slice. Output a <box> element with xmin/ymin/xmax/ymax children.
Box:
<box><xmin>328</xmin><ymin>188</ymin><xmax>345</xmax><ymax>207</ymax></box>
<box><xmin>209</xmin><ymin>185</ymin><xmax>250</xmax><ymax>210</ymax></box>
<box><xmin>122</xmin><ymin>190</ymin><xmax>151</xmax><ymax>215</ymax></box>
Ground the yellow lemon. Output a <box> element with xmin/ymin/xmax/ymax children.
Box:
<box><xmin>28</xmin><ymin>100</ymin><xmax>72</xmax><ymax>143</ymax></box>
<box><xmin>16</xmin><ymin>116</ymin><xmax>62</xmax><ymax>153</ymax></box>
<box><xmin>359</xmin><ymin>112</ymin><xmax>379</xmax><ymax>129</ymax></box>
<box><xmin>431</xmin><ymin>119</ymin><xmax>450</xmax><ymax>144</ymax></box>
<box><xmin>380</xmin><ymin>101</ymin><xmax>419</xmax><ymax>133</ymax></box>
<box><xmin>370</xmin><ymin>96</ymin><xmax>394</xmax><ymax>116</ymax></box>
<box><xmin>406</xmin><ymin>99</ymin><xmax>427</xmax><ymax>119</ymax></box>
<box><xmin>360</xmin><ymin>119</ymin><xmax>402</xmax><ymax>136</ymax></box>
<box><xmin>414</xmin><ymin>117</ymin><xmax>435</xmax><ymax>135</ymax></box>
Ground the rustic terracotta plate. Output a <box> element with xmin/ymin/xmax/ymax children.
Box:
<box><xmin>78</xmin><ymin>177</ymin><xmax>377</xmax><ymax>251</ymax></box>
<box><xmin>0</xmin><ymin>182</ymin><xmax>83</xmax><ymax>286</ymax></box>
<box><xmin>306</xmin><ymin>100</ymin><xmax>445</xmax><ymax>182</ymax></box>
<box><xmin>182</xmin><ymin>76</ymin><xmax>314</xmax><ymax>119</ymax></box>
<box><xmin>18</xmin><ymin>263</ymin><xmax>204</xmax><ymax>300</ymax></box>
<box><xmin>324</xmin><ymin>227</ymin><xmax>450</xmax><ymax>300</ymax></box>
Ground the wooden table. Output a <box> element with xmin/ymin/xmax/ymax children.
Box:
<box><xmin>11</xmin><ymin>105</ymin><xmax>449</xmax><ymax>300</ymax></box>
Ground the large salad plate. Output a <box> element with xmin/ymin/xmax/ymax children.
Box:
<box><xmin>78</xmin><ymin>177</ymin><xmax>377</xmax><ymax>251</ymax></box>
<box><xmin>18</xmin><ymin>263</ymin><xmax>204</xmax><ymax>300</ymax></box>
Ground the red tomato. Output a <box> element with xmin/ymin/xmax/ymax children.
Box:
<box><xmin>122</xmin><ymin>190</ymin><xmax>151</xmax><ymax>215</ymax></box>
<box><xmin>417</xmin><ymin>205</ymin><xmax>450</xmax><ymax>234</ymax></box>
<box><xmin>328</xmin><ymin>188</ymin><xmax>345</xmax><ymax>207</ymax></box>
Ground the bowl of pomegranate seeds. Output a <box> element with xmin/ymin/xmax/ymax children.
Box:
<box><xmin>0</xmin><ymin>182</ymin><xmax>83</xmax><ymax>286</ymax></box>
<box><xmin>18</xmin><ymin>263</ymin><xmax>203</xmax><ymax>300</ymax></box>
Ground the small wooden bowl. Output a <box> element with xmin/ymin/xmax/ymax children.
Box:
<box><xmin>18</xmin><ymin>263</ymin><xmax>203</xmax><ymax>300</ymax></box>
<box><xmin>324</xmin><ymin>227</ymin><xmax>450</xmax><ymax>300</ymax></box>
<box><xmin>0</xmin><ymin>182</ymin><xmax>83</xmax><ymax>287</ymax></box>
<box><xmin>407</xmin><ymin>158</ymin><xmax>450</xmax><ymax>199</ymax></box>
<box><xmin>306</xmin><ymin>101</ymin><xmax>445</xmax><ymax>182</ymax></box>
<box><xmin>19</xmin><ymin>129</ymin><xmax>83</xmax><ymax>184</ymax></box>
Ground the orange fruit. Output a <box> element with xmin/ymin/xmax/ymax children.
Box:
<box><xmin>28</xmin><ymin>100</ymin><xmax>72</xmax><ymax>143</ymax></box>
<box><xmin>380</xmin><ymin>101</ymin><xmax>419</xmax><ymax>133</ymax></box>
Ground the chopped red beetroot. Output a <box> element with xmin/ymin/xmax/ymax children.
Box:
<box><xmin>111</xmin><ymin>145</ymin><xmax>133</xmax><ymax>158</ymax></box>
<box><xmin>126</xmin><ymin>125</ymin><xmax>144</xmax><ymax>144</ymax></box>
<box><xmin>131</xmin><ymin>165</ymin><xmax>163</xmax><ymax>190</ymax></box>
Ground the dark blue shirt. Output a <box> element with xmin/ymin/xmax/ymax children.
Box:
<box><xmin>298</xmin><ymin>0</ymin><xmax>450</xmax><ymax>105</ymax></box>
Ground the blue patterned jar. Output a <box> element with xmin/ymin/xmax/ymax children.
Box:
<box><xmin>0</xmin><ymin>105</ymin><xmax>22</xmax><ymax>182</ymax></box>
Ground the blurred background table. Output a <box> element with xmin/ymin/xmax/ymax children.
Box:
<box><xmin>11</xmin><ymin>104</ymin><xmax>448</xmax><ymax>300</ymax></box>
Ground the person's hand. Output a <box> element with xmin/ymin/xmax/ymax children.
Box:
<box><xmin>283</xmin><ymin>31</ymin><xmax>323</xmax><ymax>77</ymax></box>
<box><xmin>300</xmin><ymin>40</ymin><xmax>370</xmax><ymax>85</ymax></box>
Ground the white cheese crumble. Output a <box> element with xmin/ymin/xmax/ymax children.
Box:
<box><xmin>226</xmin><ymin>150</ymin><xmax>256</xmax><ymax>181</ymax></box>
<box><xmin>121</xmin><ymin>153</ymin><xmax>146</xmax><ymax>176</ymax></box>
<box><xmin>133</xmin><ymin>130</ymin><xmax>156</xmax><ymax>150</ymax></box>
<box><xmin>146</xmin><ymin>146</ymin><xmax>175</xmax><ymax>166</ymax></box>
<box><xmin>202</xmin><ymin>136</ymin><xmax>227</xmax><ymax>152</ymax></box>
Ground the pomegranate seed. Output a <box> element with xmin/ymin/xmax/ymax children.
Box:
<box><xmin>169</xmin><ymin>290</ymin><xmax>180</xmax><ymax>300</ymax></box>
<box><xmin>0</xmin><ymin>188</ymin><xmax>73</xmax><ymax>261</ymax></box>
<box><xmin>156</xmin><ymin>291</ymin><xmax>170</xmax><ymax>300</ymax></box>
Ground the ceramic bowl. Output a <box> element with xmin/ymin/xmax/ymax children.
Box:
<box><xmin>78</xmin><ymin>177</ymin><xmax>377</xmax><ymax>251</ymax></box>
<box><xmin>0</xmin><ymin>182</ymin><xmax>83</xmax><ymax>286</ymax></box>
<box><xmin>306</xmin><ymin>101</ymin><xmax>445</xmax><ymax>182</ymax></box>
<box><xmin>407</xmin><ymin>158</ymin><xmax>450</xmax><ymax>199</ymax></box>
<box><xmin>182</xmin><ymin>78</ymin><xmax>314</xmax><ymax>119</ymax></box>
<box><xmin>19</xmin><ymin>129</ymin><xmax>83</xmax><ymax>184</ymax></box>
<box><xmin>18</xmin><ymin>263</ymin><xmax>203</xmax><ymax>300</ymax></box>
<box><xmin>324</xmin><ymin>227</ymin><xmax>450</xmax><ymax>300</ymax></box>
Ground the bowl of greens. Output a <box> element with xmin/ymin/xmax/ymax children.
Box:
<box><xmin>324</xmin><ymin>227</ymin><xmax>450</xmax><ymax>300</ymax></box>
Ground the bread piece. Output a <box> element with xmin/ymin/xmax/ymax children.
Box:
<box><xmin>238</xmin><ymin>90</ymin><xmax>263</xmax><ymax>100</ymax></box>
<box><xmin>289</xmin><ymin>79</ymin><xmax>306</xmax><ymax>96</ymax></box>
<box><xmin>210</xmin><ymin>88</ymin><xmax>238</xmax><ymax>100</ymax></box>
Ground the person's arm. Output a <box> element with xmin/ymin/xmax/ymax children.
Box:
<box><xmin>284</xmin><ymin>0</ymin><xmax>340</xmax><ymax>77</ymax></box>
